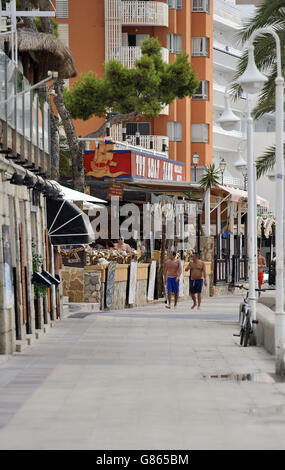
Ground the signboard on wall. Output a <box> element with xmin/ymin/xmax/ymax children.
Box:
<box><xmin>128</xmin><ymin>261</ymin><xmax>138</xmax><ymax>305</ymax></box>
<box><xmin>107</xmin><ymin>183</ymin><xmax>124</xmax><ymax>200</ymax></box>
<box><xmin>105</xmin><ymin>261</ymin><xmax>117</xmax><ymax>308</ymax></box>
<box><xmin>147</xmin><ymin>260</ymin><xmax>157</xmax><ymax>301</ymax></box>
<box><xmin>84</xmin><ymin>141</ymin><xmax>186</xmax><ymax>182</ymax></box>
<box><xmin>2</xmin><ymin>225</ymin><xmax>13</xmax><ymax>309</ymax></box>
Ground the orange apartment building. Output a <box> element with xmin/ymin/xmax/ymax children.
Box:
<box><xmin>56</xmin><ymin>0</ymin><xmax>213</xmax><ymax>181</ymax></box>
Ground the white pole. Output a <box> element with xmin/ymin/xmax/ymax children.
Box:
<box><xmin>205</xmin><ymin>188</ymin><xmax>210</xmax><ymax>237</ymax></box>
<box><xmin>246</xmin><ymin>95</ymin><xmax>257</xmax><ymax>322</ymax></box>
<box><xmin>248</xmin><ymin>28</ymin><xmax>285</xmax><ymax>374</ymax></box>
<box><xmin>274</xmin><ymin>52</ymin><xmax>285</xmax><ymax>375</ymax></box>
<box><xmin>252</xmin><ymin>162</ymin><xmax>258</xmax><ymax>291</ymax></box>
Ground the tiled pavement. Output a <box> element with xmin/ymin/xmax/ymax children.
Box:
<box><xmin>0</xmin><ymin>295</ymin><xmax>284</xmax><ymax>450</ymax></box>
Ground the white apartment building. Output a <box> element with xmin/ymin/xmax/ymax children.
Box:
<box><xmin>213</xmin><ymin>0</ymin><xmax>278</xmax><ymax>214</ymax></box>
<box><xmin>213</xmin><ymin>0</ymin><xmax>247</xmax><ymax>189</ymax></box>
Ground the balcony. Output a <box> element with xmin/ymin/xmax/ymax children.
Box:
<box><xmin>125</xmin><ymin>135</ymin><xmax>169</xmax><ymax>155</ymax></box>
<box><xmin>0</xmin><ymin>52</ymin><xmax>51</xmax><ymax>175</ymax></box>
<box><xmin>121</xmin><ymin>1</ymin><xmax>169</xmax><ymax>27</ymax></box>
<box><xmin>111</xmin><ymin>125</ymin><xmax>169</xmax><ymax>156</ymax></box>
<box><xmin>118</xmin><ymin>45</ymin><xmax>169</xmax><ymax>68</ymax></box>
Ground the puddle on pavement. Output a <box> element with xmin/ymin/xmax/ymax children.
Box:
<box><xmin>249</xmin><ymin>404</ymin><xmax>285</xmax><ymax>417</ymax></box>
<box><xmin>203</xmin><ymin>372</ymin><xmax>285</xmax><ymax>383</ymax></box>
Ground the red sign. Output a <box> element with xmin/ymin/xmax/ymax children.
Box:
<box><xmin>131</xmin><ymin>153</ymin><xmax>185</xmax><ymax>181</ymax></box>
<box><xmin>84</xmin><ymin>141</ymin><xmax>186</xmax><ymax>182</ymax></box>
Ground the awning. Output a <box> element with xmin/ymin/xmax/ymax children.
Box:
<box><xmin>219</xmin><ymin>185</ymin><xmax>270</xmax><ymax>209</ymax></box>
<box><xmin>47</xmin><ymin>198</ymin><xmax>95</xmax><ymax>246</ymax></box>
<box><xmin>49</xmin><ymin>181</ymin><xmax>106</xmax><ymax>203</ymax></box>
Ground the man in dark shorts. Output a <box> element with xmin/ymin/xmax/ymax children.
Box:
<box><xmin>164</xmin><ymin>251</ymin><xmax>182</xmax><ymax>309</ymax></box>
<box><xmin>185</xmin><ymin>252</ymin><xmax>207</xmax><ymax>309</ymax></box>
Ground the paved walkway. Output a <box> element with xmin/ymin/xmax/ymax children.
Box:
<box><xmin>0</xmin><ymin>294</ymin><xmax>284</xmax><ymax>450</ymax></box>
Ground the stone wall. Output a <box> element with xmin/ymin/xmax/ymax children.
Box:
<box><xmin>61</xmin><ymin>267</ymin><xmax>84</xmax><ymax>302</ymax></box>
<box><xmin>83</xmin><ymin>270</ymin><xmax>101</xmax><ymax>304</ymax></box>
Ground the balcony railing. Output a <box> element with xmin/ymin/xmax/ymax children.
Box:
<box><xmin>125</xmin><ymin>135</ymin><xmax>169</xmax><ymax>155</ymax></box>
<box><xmin>117</xmin><ymin>45</ymin><xmax>169</xmax><ymax>68</ymax></box>
<box><xmin>111</xmin><ymin>125</ymin><xmax>169</xmax><ymax>156</ymax></box>
<box><xmin>0</xmin><ymin>51</ymin><xmax>51</xmax><ymax>174</ymax></box>
<box><xmin>122</xmin><ymin>1</ymin><xmax>169</xmax><ymax>26</ymax></box>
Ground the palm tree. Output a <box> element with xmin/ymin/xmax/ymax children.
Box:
<box><xmin>199</xmin><ymin>164</ymin><xmax>221</xmax><ymax>191</ymax></box>
<box><xmin>198</xmin><ymin>164</ymin><xmax>221</xmax><ymax>241</ymax></box>
<box><xmin>232</xmin><ymin>0</ymin><xmax>285</xmax><ymax>179</ymax></box>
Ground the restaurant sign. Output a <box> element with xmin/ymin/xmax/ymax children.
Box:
<box><xmin>84</xmin><ymin>141</ymin><xmax>185</xmax><ymax>182</ymax></box>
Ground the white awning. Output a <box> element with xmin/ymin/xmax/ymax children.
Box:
<box><xmin>219</xmin><ymin>185</ymin><xmax>270</xmax><ymax>209</ymax></box>
<box><xmin>49</xmin><ymin>181</ymin><xmax>106</xmax><ymax>203</ymax></box>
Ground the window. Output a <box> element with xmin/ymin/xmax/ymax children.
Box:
<box><xmin>192</xmin><ymin>37</ymin><xmax>209</xmax><ymax>57</ymax></box>
<box><xmin>126</xmin><ymin>122</ymin><xmax>151</xmax><ymax>135</ymax></box>
<box><xmin>167</xmin><ymin>34</ymin><xmax>182</xmax><ymax>54</ymax></box>
<box><xmin>192</xmin><ymin>81</ymin><xmax>209</xmax><ymax>100</ymax></box>
<box><xmin>57</xmin><ymin>24</ymin><xmax>69</xmax><ymax>47</ymax></box>
<box><xmin>128</xmin><ymin>34</ymin><xmax>150</xmax><ymax>47</ymax></box>
<box><xmin>56</xmin><ymin>0</ymin><xmax>69</xmax><ymax>18</ymax></box>
<box><xmin>168</xmin><ymin>122</ymin><xmax>182</xmax><ymax>142</ymax></box>
<box><xmin>168</xmin><ymin>0</ymin><xmax>182</xmax><ymax>9</ymax></box>
<box><xmin>192</xmin><ymin>0</ymin><xmax>210</xmax><ymax>12</ymax></box>
<box><xmin>192</xmin><ymin>124</ymin><xmax>209</xmax><ymax>143</ymax></box>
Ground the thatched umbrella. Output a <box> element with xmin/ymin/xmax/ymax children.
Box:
<box><xmin>17</xmin><ymin>29</ymin><xmax>77</xmax><ymax>80</ymax></box>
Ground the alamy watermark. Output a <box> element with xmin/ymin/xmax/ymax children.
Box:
<box><xmin>88</xmin><ymin>196</ymin><xmax>197</xmax><ymax>242</ymax></box>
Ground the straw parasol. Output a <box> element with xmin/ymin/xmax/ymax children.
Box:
<box><xmin>17</xmin><ymin>29</ymin><xmax>77</xmax><ymax>79</ymax></box>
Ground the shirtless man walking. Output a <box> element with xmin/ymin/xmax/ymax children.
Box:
<box><xmin>164</xmin><ymin>251</ymin><xmax>182</xmax><ymax>309</ymax></box>
<box><xmin>257</xmin><ymin>248</ymin><xmax>266</xmax><ymax>297</ymax></box>
<box><xmin>186</xmin><ymin>252</ymin><xmax>207</xmax><ymax>309</ymax></box>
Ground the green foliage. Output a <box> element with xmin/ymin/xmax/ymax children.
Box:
<box><xmin>35</xmin><ymin>17</ymin><xmax>59</xmax><ymax>37</ymax></box>
<box><xmin>183</xmin><ymin>190</ymin><xmax>200</xmax><ymax>200</ymax></box>
<box><xmin>2</xmin><ymin>0</ymin><xmax>21</xmax><ymax>8</ymax></box>
<box><xmin>59</xmin><ymin>136</ymin><xmax>72</xmax><ymax>177</ymax></box>
<box><xmin>64</xmin><ymin>37</ymin><xmax>199</xmax><ymax>121</ymax></box>
<box><xmin>199</xmin><ymin>164</ymin><xmax>221</xmax><ymax>191</ymax></box>
<box><xmin>32</xmin><ymin>239</ymin><xmax>48</xmax><ymax>298</ymax></box>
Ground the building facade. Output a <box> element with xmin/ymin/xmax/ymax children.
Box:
<box><xmin>56</xmin><ymin>0</ymin><xmax>213</xmax><ymax>181</ymax></box>
<box><xmin>0</xmin><ymin>50</ymin><xmax>55</xmax><ymax>354</ymax></box>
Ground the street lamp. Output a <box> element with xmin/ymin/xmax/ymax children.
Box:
<box><xmin>217</xmin><ymin>86</ymin><xmax>240</xmax><ymax>131</ymax></box>
<box><xmin>219</xmin><ymin>158</ymin><xmax>226</xmax><ymax>185</ymax></box>
<box><xmin>196</xmin><ymin>200</ymin><xmax>204</xmax><ymax>256</ymax></box>
<box><xmin>238</xmin><ymin>27</ymin><xmax>284</xmax><ymax>375</ymax></box>
<box><xmin>192</xmin><ymin>152</ymin><xmax>200</xmax><ymax>182</ymax></box>
<box><xmin>234</xmin><ymin>143</ymin><xmax>247</xmax><ymax>189</ymax></box>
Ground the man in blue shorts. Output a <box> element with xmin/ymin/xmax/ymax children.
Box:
<box><xmin>186</xmin><ymin>252</ymin><xmax>207</xmax><ymax>309</ymax></box>
<box><xmin>164</xmin><ymin>251</ymin><xmax>182</xmax><ymax>309</ymax></box>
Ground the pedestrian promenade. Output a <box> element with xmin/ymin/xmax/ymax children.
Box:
<box><xmin>0</xmin><ymin>294</ymin><xmax>284</xmax><ymax>450</ymax></box>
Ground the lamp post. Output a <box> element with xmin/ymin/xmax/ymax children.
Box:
<box><xmin>192</xmin><ymin>152</ymin><xmax>200</xmax><ymax>182</ymax></box>
<box><xmin>196</xmin><ymin>200</ymin><xmax>204</xmax><ymax>256</ymax></box>
<box><xmin>219</xmin><ymin>158</ymin><xmax>226</xmax><ymax>185</ymax></box>
<box><xmin>218</xmin><ymin>87</ymin><xmax>258</xmax><ymax>337</ymax></box>
<box><xmin>238</xmin><ymin>27</ymin><xmax>284</xmax><ymax>375</ymax></box>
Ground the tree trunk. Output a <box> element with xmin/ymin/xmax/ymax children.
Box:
<box><xmin>38</xmin><ymin>1</ymin><xmax>85</xmax><ymax>191</ymax></box>
<box><xmin>49</xmin><ymin>111</ymin><xmax>60</xmax><ymax>180</ymax></box>
<box><xmin>53</xmin><ymin>80</ymin><xmax>85</xmax><ymax>192</ymax></box>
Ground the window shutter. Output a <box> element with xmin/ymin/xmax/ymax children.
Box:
<box><xmin>168</xmin><ymin>0</ymin><xmax>175</xmax><ymax>8</ymax></box>
<box><xmin>56</xmin><ymin>0</ymin><xmax>69</xmax><ymax>19</ymax></box>
<box><xmin>192</xmin><ymin>124</ymin><xmax>209</xmax><ymax>143</ymax></box>
<box><xmin>58</xmin><ymin>24</ymin><xmax>69</xmax><ymax>47</ymax></box>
